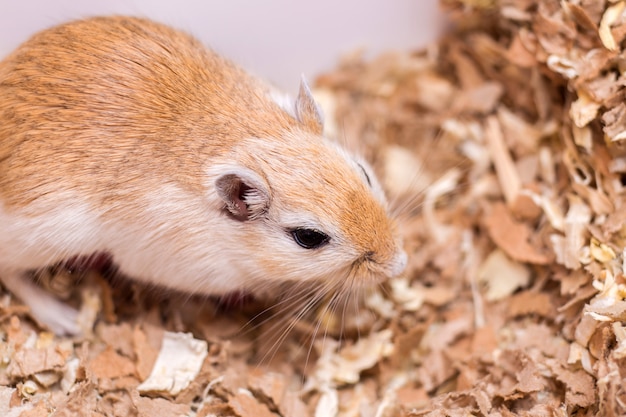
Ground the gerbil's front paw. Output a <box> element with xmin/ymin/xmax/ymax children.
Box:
<box><xmin>32</xmin><ymin>298</ymin><xmax>82</xmax><ymax>336</ymax></box>
<box><xmin>1</xmin><ymin>270</ymin><xmax>82</xmax><ymax>336</ymax></box>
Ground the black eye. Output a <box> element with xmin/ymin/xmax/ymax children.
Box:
<box><xmin>291</xmin><ymin>228</ymin><xmax>330</xmax><ymax>249</ymax></box>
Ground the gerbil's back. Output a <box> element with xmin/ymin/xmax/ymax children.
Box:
<box><xmin>0</xmin><ymin>16</ymin><xmax>298</xmax><ymax>208</ymax></box>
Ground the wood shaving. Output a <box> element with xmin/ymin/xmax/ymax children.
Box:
<box><xmin>137</xmin><ymin>332</ymin><xmax>207</xmax><ymax>395</ymax></box>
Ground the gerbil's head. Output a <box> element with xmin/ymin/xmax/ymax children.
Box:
<box><xmin>207</xmin><ymin>80</ymin><xmax>406</xmax><ymax>293</ymax></box>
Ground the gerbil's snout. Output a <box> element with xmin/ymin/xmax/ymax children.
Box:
<box><xmin>349</xmin><ymin>213</ymin><xmax>407</xmax><ymax>282</ymax></box>
<box><xmin>337</xmin><ymin>183</ymin><xmax>408</xmax><ymax>283</ymax></box>
<box><xmin>389</xmin><ymin>249</ymin><xmax>408</xmax><ymax>277</ymax></box>
<box><xmin>361</xmin><ymin>240</ymin><xmax>407</xmax><ymax>281</ymax></box>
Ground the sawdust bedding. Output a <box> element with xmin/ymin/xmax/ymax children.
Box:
<box><xmin>2</xmin><ymin>1</ymin><xmax>626</xmax><ymax>415</ymax></box>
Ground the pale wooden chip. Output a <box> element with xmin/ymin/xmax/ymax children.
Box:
<box><xmin>451</xmin><ymin>82</ymin><xmax>503</xmax><ymax>114</ymax></box>
<box><xmin>602</xmin><ymin>102</ymin><xmax>626</xmax><ymax>141</ymax></box>
<box><xmin>16</xmin><ymin>400</ymin><xmax>47</xmax><ymax>417</ymax></box>
<box><xmin>131</xmin><ymin>390</ymin><xmax>191</xmax><ymax>417</ymax></box>
<box><xmin>507</xmin><ymin>291</ymin><xmax>556</xmax><ymax>318</ymax></box>
<box><xmin>328</xmin><ymin>330</ymin><xmax>393</xmax><ymax>386</ymax></box>
<box><xmin>7</xmin><ymin>346</ymin><xmax>67</xmax><ymax>378</ymax></box>
<box><xmin>137</xmin><ymin>332</ymin><xmax>208</xmax><ymax>395</ymax></box>
<box><xmin>133</xmin><ymin>325</ymin><xmax>162</xmax><ymax>382</ymax></box>
<box><xmin>570</xmin><ymin>90</ymin><xmax>601</xmax><ymax>128</ymax></box>
<box><xmin>586</xmin><ymin>300</ymin><xmax>626</xmax><ymax>321</ymax></box>
<box><xmin>88</xmin><ymin>346</ymin><xmax>136</xmax><ymax>380</ymax></box>
<box><xmin>228</xmin><ymin>389</ymin><xmax>276</xmax><ymax>417</ymax></box>
<box><xmin>478</xmin><ymin>249</ymin><xmax>531</xmax><ymax>301</ymax></box>
<box><xmin>552</xmin><ymin>365</ymin><xmax>597</xmax><ymax>408</ymax></box>
<box><xmin>563</xmin><ymin>2</ymin><xmax>599</xmax><ymax>31</ymax></box>
<box><xmin>484</xmin><ymin>202</ymin><xmax>553</xmax><ymax>265</ymax></box>
<box><xmin>96</xmin><ymin>322</ymin><xmax>134</xmax><ymax>358</ymax></box>
<box><xmin>485</xmin><ymin>116</ymin><xmax>522</xmax><ymax>206</ymax></box>
<box><xmin>599</xmin><ymin>1</ymin><xmax>626</xmax><ymax>51</ymax></box>
<box><xmin>248</xmin><ymin>370</ymin><xmax>286</xmax><ymax>410</ymax></box>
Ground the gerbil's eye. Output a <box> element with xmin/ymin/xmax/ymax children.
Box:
<box><xmin>291</xmin><ymin>228</ymin><xmax>330</xmax><ymax>249</ymax></box>
<box><xmin>357</xmin><ymin>163</ymin><xmax>372</xmax><ymax>187</ymax></box>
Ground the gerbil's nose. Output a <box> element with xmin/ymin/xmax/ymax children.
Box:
<box><xmin>389</xmin><ymin>250</ymin><xmax>407</xmax><ymax>277</ymax></box>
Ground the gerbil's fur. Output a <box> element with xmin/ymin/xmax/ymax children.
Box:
<box><xmin>0</xmin><ymin>16</ymin><xmax>406</xmax><ymax>334</ymax></box>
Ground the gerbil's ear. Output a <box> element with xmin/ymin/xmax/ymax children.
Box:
<box><xmin>215</xmin><ymin>168</ymin><xmax>270</xmax><ymax>221</ymax></box>
<box><xmin>296</xmin><ymin>76</ymin><xmax>324</xmax><ymax>135</ymax></box>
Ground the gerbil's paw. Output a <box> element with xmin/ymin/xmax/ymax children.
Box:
<box><xmin>31</xmin><ymin>297</ymin><xmax>82</xmax><ymax>336</ymax></box>
<box><xmin>1</xmin><ymin>270</ymin><xmax>82</xmax><ymax>336</ymax></box>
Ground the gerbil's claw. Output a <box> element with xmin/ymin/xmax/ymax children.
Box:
<box><xmin>0</xmin><ymin>270</ymin><xmax>82</xmax><ymax>336</ymax></box>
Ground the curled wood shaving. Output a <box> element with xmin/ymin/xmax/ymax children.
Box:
<box><xmin>599</xmin><ymin>1</ymin><xmax>626</xmax><ymax>51</ymax></box>
<box><xmin>137</xmin><ymin>332</ymin><xmax>207</xmax><ymax>395</ymax></box>
<box><xmin>478</xmin><ymin>249</ymin><xmax>531</xmax><ymax>301</ymax></box>
<box><xmin>485</xmin><ymin>116</ymin><xmax>521</xmax><ymax>206</ymax></box>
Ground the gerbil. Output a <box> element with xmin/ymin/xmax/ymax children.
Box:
<box><xmin>0</xmin><ymin>16</ymin><xmax>407</xmax><ymax>335</ymax></box>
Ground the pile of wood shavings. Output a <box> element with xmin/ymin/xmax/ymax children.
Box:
<box><xmin>314</xmin><ymin>0</ymin><xmax>626</xmax><ymax>414</ymax></box>
<box><xmin>2</xmin><ymin>1</ymin><xmax>626</xmax><ymax>415</ymax></box>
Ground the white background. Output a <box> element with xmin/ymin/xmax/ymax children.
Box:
<box><xmin>0</xmin><ymin>0</ymin><xmax>444</xmax><ymax>93</ymax></box>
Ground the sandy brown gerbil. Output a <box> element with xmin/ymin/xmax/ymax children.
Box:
<box><xmin>0</xmin><ymin>16</ymin><xmax>407</xmax><ymax>335</ymax></box>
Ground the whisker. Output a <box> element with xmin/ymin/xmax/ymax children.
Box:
<box><xmin>301</xmin><ymin>279</ymin><xmax>344</xmax><ymax>383</ymax></box>
<box><xmin>236</xmin><ymin>280</ymin><xmax>314</xmax><ymax>337</ymax></box>
<box><xmin>255</xmin><ymin>279</ymin><xmax>334</xmax><ymax>368</ymax></box>
<box><xmin>386</xmin><ymin>122</ymin><xmax>475</xmax><ymax>221</ymax></box>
